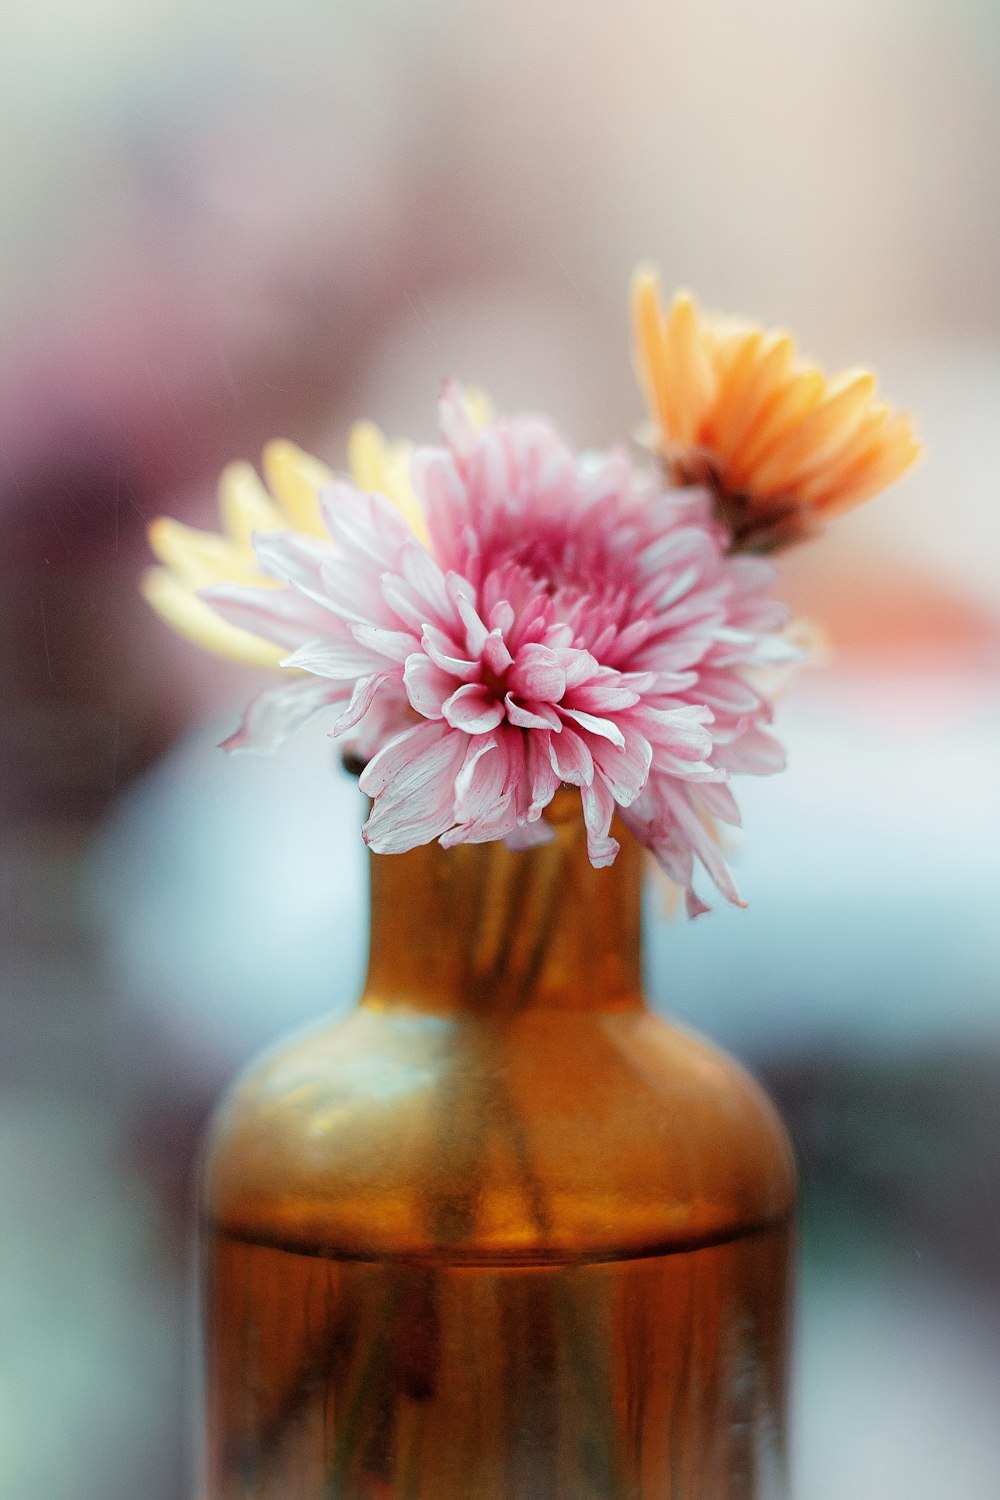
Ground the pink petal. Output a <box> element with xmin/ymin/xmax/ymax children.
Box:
<box><xmin>446</xmin><ymin>574</ymin><xmax>490</xmax><ymax>656</ymax></box>
<box><xmin>399</xmin><ymin>542</ymin><xmax>454</xmax><ymax>626</ymax></box>
<box><xmin>403</xmin><ymin>655</ymin><xmax>455</xmax><ymax>720</ymax></box>
<box><xmin>508</xmin><ymin>643</ymin><xmax>567</xmax><ymax>703</ymax></box>
<box><xmin>320</xmin><ymin>481</ymin><xmax>414</xmax><ymax>566</ymax></box>
<box><xmin>559</xmin><ymin>707</ymin><xmax>625</xmax><ymax>748</ymax></box>
<box><xmin>508</xmin><ymin>418</ymin><xmax>577</xmax><ymax>506</ymax></box>
<box><xmin>282</xmin><ymin>637</ymin><xmax>382</xmax><ymax>679</ymax></box>
<box><xmin>591</xmin><ymin>726</ymin><xmax>653</xmax><ymax>806</ymax></box>
<box><xmin>695</xmin><ymin>780</ymin><xmax>743</xmax><ymax>826</ymax></box>
<box><xmin>504</xmin><ymin>820</ymin><xmax>556</xmax><ymax>850</ymax></box>
<box><xmin>467</xmin><ymin>430</ymin><xmax>514</xmax><ymax>517</ymax></box>
<box><xmin>442</xmin><ymin>728</ymin><xmax>527</xmax><ymax>846</ymax></box>
<box><xmin>220</xmin><ymin>677</ymin><xmax>344</xmax><ymax>753</ymax></box>
<box><xmin>558</xmin><ymin>648</ymin><xmax>601</xmax><ymax>689</ymax></box>
<box><xmin>421</xmin><ymin>624</ymin><xmax>480</xmax><ymax>682</ymax></box>
<box><xmin>567</xmin><ymin>670</ymin><xmax>641</xmax><ymax>714</ymax></box>
<box><xmin>549</xmin><ymin>726</ymin><xmax>594</xmax><ymax>787</ymax></box>
<box><xmin>440</xmin><ymin>735</ymin><xmax>527</xmax><ymax>846</ymax></box>
<box><xmin>642</xmin><ymin>704</ymin><xmax>715</xmax><ymax>758</ymax></box>
<box><xmin>253</xmin><ymin>530</ymin><xmax>333</xmax><ymax>592</ymax></box>
<box><xmin>694</xmin><ymin>670</ymin><xmax>762</xmax><ymax>717</ymax></box>
<box><xmin>359</xmin><ymin>721</ymin><xmax>425</xmax><ymax>797</ymax></box>
<box><xmin>203</xmin><ymin>582</ymin><xmax>335</xmax><ymax>648</ymax></box>
<box><xmin>525</xmin><ymin>733</ymin><xmax>560</xmax><ymax>818</ymax></box>
<box><xmin>621</xmin><ymin>790</ymin><xmax>693</xmax><ymax>889</ymax></box>
<box><xmin>481</xmin><ymin>629</ymin><xmax>514</xmax><ymax>677</ymax></box>
<box><xmin>414</xmin><ymin>449</ymin><xmax>468</xmax><ymax>564</ymax></box>
<box><xmin>350</xmin><ymin>621</ymin><xmax>419</xmax><ymax>663</ymax></box>
<box><xmin>331</xmin><ymin>671</ymin><xmax>392</xmax><ymax>735</ymax></box>
<box><xmin>685</xmin><ymin>888</ymin><xmax>712</xmax><ymax>919</ymax></box>
<box><xmin>319</xmin><ymin>555</ymin><xmax>396</xmax><ymax>626</ymax></box>
<box><xmin>654</xmin><ymin>562</ymin><xmax>701</xmax><ymax>609</ymax></box>
<box><xmin>636</xmin><ymin>526</ymin><xmax>717</xmax><ymax>583</ymax></box>
<box><xmin>728</xmin><ymin>555</ymin><xmax>777</xmax><ymax>595</ymax></box>
<box><xmin>361</xmin><ymin>721</ymin><xmax>467</xmax><ymax>853</ymax></box>
<box><xmin>488</xmin><ymin>600</ymin><xmax>515</xmax><ymax>635</ymax></box>
<box><xmin>715</xmin><ymin>725</ymin><xmax>787</xmax><ymax>775</ymax></box>
<box><xmin>442</xmin><ymin>683</ymin><xmax>505</xmax><ymax>734</ymax></box>
<box><xmin>581</xmin><ymin>779</ymin><xmax>620</xmax><ymax>867</ymax></box>
<box><xmin>654</xmin><ymin>781</ymin><xmax>747</xmax><ymax>908</ymax></box>
<box><xmin>504</xmin><ymin>695</ymin><xmax>562</xmax><ymax>731</ymax></box>
<box><xmin>438</xmin><ymin>381</ymin><xmax>478</xmax><ymax>461</ymax></box>
<box><xmin>452</xmin><ymin>735</ymin><xmax>505</xmax><ymax>821</ymax></box>
<box><xmin>380</xmin><ymin>573</ymin><xmax>438</xmax><ymax>633</ymax></box>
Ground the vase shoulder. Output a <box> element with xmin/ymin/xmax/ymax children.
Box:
<box><xmin>203</xmin><ymin>1002</ymin><xmax>796</xmax><ymax>1264</ymax></box>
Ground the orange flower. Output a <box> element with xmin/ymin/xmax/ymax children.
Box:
<box><xmin>631</xmin><ymin>267</ymin><xmax>922</xmax><ymax>551</ymax></box>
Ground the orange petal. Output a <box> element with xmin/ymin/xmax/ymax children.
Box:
<box><xmin>724</xmin><ymin>366</ymin><xmax>825</xmax><ymax>490</ymax></box>
<box><xmin>746</xmin><ymin>370</ymin><xmax>878</xmax><ymax>499</ymax></box>
<box><xmin>631</xmin><ymin>266</ymin><xmax>674</xmax><ymax>438</ymax></box>
<box><xmin>706</xmin><ymin>331</ymin><xmax>795</xmax><ymax>465</ymax></box>
<box><xmin>794</xmin><ymin>404</ymin><xmax>891</xmax><ymax>505</ymax></box>
<box><xmin>662</xmin><ymin>291</ymin><xmax>716</xmax><ymax>445</ymax></box>
<box><xmin>811</xmin><ymin>415</ymin><xmax>922</xmax><ymax>515</ymax></box>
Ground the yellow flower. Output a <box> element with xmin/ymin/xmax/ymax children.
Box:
<box><xmin>631</xmin><ymin>267</ymin><xmax>922</xmax><ymax>551</ymax></box>
<box><xmin>142</xmin><ymin>425</ymin><xmax>424</xmax><ymax>666</ymax></box>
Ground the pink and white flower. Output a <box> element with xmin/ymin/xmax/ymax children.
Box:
<box><xmin>204</xmin><ymin>386</ymin><xmax>794</xmax><ymax>912</ymax></box>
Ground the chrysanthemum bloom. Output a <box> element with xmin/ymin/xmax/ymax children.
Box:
<box><xmin>196</xmin><ymin>387</ymin><xmax>794</xmax><ymax>913</ymax></box>
<box><xmin>632</xmin><ymin>267</ymin><xmax>922</xmax><ymax>552</ymax></box>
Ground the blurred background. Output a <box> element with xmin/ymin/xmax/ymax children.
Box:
<box><xmin>3</xmin><ymin>1</ymin><xmax>1000</xmax><ymax>1496</ymax></box>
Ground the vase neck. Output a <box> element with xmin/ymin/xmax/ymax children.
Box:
<box><xmin>362</xmin><ymin>797</ymin><xmax>644</xmax><ymax>1015</ymax></box>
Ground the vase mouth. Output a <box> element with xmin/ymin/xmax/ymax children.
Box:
<box><xmin>341</xmin><ymin>749</ymin><xmax>367</xmax><ymax>780</ymax></box>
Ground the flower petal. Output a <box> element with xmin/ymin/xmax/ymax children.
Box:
<box><xmin>262</xmin><ymin>440</ymin><xmax>331</xmax><ymax>535</ymax></box>
<box><xmin>504</xmin><ymin>695</ymin><xmax>562</xmax><ymax>731</ymax></box>
<box><xmin>282</xmin><ymin>637</ymin><xmax>382</xmax><ymax>679</ymax></box>
<box><xmin>421</xmin><ymin>624</ymin><xmax>481</xmax><ymax>682</ymax></box>
<box><xmin>202</xmin><ymin>582</ymin><xmax>337</xmax><ymax>648</ymax></box>
<box><xmin>252</xmin><ymin>529</ymin><xmax>333</xmax><ymax>592</ymax></box>
<box><xmin>481</xmin><ymin>629</ymin><xmax>514</xmax><ymax>677</ymax></box>
<box><xmin>559</xmin><ymin>708</ymin><xmax>626</xmax><ymax>748</ymax></box>
<box><xmin>442</xmin><ymin>683</ymin><xmax>506</xmax><ymax>734</ymax></box>
<box><xmin>331</xmin><ymin>671</ymin><xmax>393</xmax><ymax>735</ymax></box>
<box><xmin>220</xmin><ymin>677</ymin><xmax>343</xmax><ymax>753</ymax></box>
<box><xmin>403</xmin><ymin>655</ymin><xmax>456</xmax><ymax>720</ymax></box>
<box><xmin>549</xmin><ymin>726</ymin><xmax>594</xmax><ymax>787</ymax></box>
<box><xmin>591</xmin><ymin>726</ymin><xmax>653</xmax><ymax>806</ymax></box>
<box><xmin>350</xmin><ymin>622</ymin><xmax>420</xmax><ymax>664</ymax></box>
<box><xmin>508</xmin><ymin>643</ymin><xmax>567</xmax><ymax>703</ymax></box>
<box><xmin>580</xmin><ymin>778</ymin><xmax>620</xmax><ymax>867</ymax></box>
<box><xmin>452</xmin><ymin>735</ymin><xmax>505</xmax><ymax>822</ymax></box>
<box><xmin>142</xmin><ymin>568</ymin><xmax>284</xmax><ymax>667</ymax></box>
<box><xmin>361</xmin><ymin>721</ymin><xmax>467</xmax><ymax>853</ymax></box>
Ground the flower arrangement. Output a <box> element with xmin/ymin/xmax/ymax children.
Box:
<box><xmin>144</xmin><ymin>269</ymin><xmax>919</xmax><ymax>914</ymax></box>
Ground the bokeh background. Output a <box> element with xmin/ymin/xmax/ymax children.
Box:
<box><xmin>3</xmin><ymin>2</ymin><xmax>1000</xmax><ymax>1496</ymax></box>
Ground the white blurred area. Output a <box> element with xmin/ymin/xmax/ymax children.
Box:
<box><xmin>4</xmin><ymin>1</ymin><xmax>1000</xmax><ymax>1498</ymax></box>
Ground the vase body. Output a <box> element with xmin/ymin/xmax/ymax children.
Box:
<box><xmin>199</xmin><ymin>798</ymin><xmax>796</xmax><ymax>1499</ymax></box>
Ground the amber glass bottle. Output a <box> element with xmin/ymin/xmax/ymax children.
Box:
<box><xmin>200</xmin><ymin>792</ymin><xmax>796</xmax><ymax>1499</ymax></box>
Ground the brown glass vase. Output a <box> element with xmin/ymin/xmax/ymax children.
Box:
<box><xmin>199</xmin><ymin>792</ymin><xmax>797</xmax><ymax>1499</ymax></box>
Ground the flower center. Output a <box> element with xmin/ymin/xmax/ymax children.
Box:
<box><xmin>480</xmin><ymin>661</ymin><xmax>508</xmax><ymax>700</ymax></box>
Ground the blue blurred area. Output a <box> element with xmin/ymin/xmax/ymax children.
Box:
<box><xmin>3</xmin><ymin>1</ymin><xmax>1000</xmax><ymax>1497</ymax></box>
